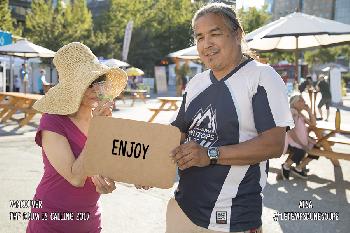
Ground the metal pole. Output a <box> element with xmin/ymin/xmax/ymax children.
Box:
<box><xmin>9</xmin><ymin>56</ymin><xmax>13</xmax><ymax>92</ymax></box>
<box><xmin>295</xmin><ymin>36</ymin><xmax>299</xmax><ymax>83</ymax></box>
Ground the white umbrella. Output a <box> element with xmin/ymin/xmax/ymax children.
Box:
<box><xmin>0</xmin><ymin>39</ymin><xmax>55</xmax><ymax>93</ymax></box>
<box><xmin>246</xmin><ymin>12</ymin><xmax>350</xmax><ymax>51</ymax></box>
<box><xmin>0</xmin><ymin>39</ymin><xmax>55</xmax><ymax>58</ymax></box>
<box><xmin>245</xmin><ymin>12</ymin><xmax>350</xmax><ymax>80</ymax></box>
<box><xmin>168</xmin><ymin>46</ymin><xmax>199</xmax><ymax>59</ymax></box>
<box><xmin>102</xmin><ymin>58</ymin><xmax>130</xmax><ymax>68</ymax></box>
<box><xmin>168</xmin><ymin>12</ymin><xmax>350</xmax><ymax>72</ymax></box>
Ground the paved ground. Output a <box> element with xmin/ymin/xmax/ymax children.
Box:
<box><xmin>0</xmin><ymin>93</ymin><xmax>349</xmax><ymax>233</ymax></box>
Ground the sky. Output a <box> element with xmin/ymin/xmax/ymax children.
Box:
<box><xmin>236</xmin><ymin>0</ymin><xmax>265</xmax><ymax>9</ymax></box>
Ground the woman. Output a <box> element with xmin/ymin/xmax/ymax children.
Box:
<box><xmin>27</xmin><ymin>42</ymin><xmax>127</xmax><ymax>232</ymax></box>
<box><xmin>281</xmin><ymin>95</ymin><xmax>319</xmax><ymax>180</ymax></box>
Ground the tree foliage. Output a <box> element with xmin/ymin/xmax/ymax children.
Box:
<box><xmin>0</xmin><ymin>0</ymin><xmax>22</xmax><ymax>36</ymax></box>
<box><xmin>0</xmin><ymin>0</ymin><xmax>14</xmax><ymax>32</ymax></box>
<box><xmin>25</xmin><ymin>0</ymin><xmax>93</xmax><ymax>52</ymax></box>
<box><xmin>93</xmin><ymin>0</ymin><xmax>197</xmax><ymax>74</ymax></box>
<box><xmin>304</xmin><ymin>45</ymin><xmax>350</xmax><ymax>67</ymax></box>
<box><xmin>238</xmin><ymin>5</ymin><xmax>271</xmax><ymax>34</ymax></box>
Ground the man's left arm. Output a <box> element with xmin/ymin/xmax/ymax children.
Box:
<box><xmin>217</xmin><ymin>126</ymin><xmax>286</xmax><ymax>165</ymax></box>
<box><xmin>172</xmin><ymin>127</ymin><xmax>285</xmax><ymax>170</ymax></box>
<box><xmin>172</xmin><ymin>66</ymin><xmax>293</xmax><ymax>170</ymax></box>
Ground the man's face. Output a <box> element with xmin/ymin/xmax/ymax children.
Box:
<box><xmin>194</xmin><ymin>13</ymin><xmax>240</xmax><ymax>74</ymax></box>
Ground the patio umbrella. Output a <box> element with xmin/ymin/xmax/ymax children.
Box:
<box><xmin>0</xmin><ymin>39</ymin><xmax>55</xmax><ymax>58</ymax></box>
<box><xmin>0</xmin><ymin>39</ymin><xmax>55</xmax><ymax>92</ymax></box>
<box><xmin>102</xmin><ymin>58</ymin><xmax>130</xmax><ymax>68</ymax></box>
<box><xmin>168</xmin><ymin>46</ymin><xmax>199</xmax><ymax>60</ymax></box>
<box><xmin>245</xmin><ymin>12</ymin><xmax>350</xmax><ymax>79</ymax></box>
<box><xmin>126</xmin><ymin>67</ymin><xmax>144</xmax><ymax>76</ymax></box>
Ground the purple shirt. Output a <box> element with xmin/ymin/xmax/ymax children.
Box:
<box><xmin>27</xmin><ymin>114</ymin><xmax>101</xmax><ymax>233</ymax></box>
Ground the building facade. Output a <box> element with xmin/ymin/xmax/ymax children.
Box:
<box><xmin>268</xmin><ymin>0</ymin><xmax>335</xmax><ymax>20</ymax></box>
<box><xmin>267</xmin><ymin>0</ymin><xmax>350</xmax><ymax>25</ymax></box>
<box><xmin>335</xmin><ymin>0</ymin><xmax>350</xmax><ymax>24</ymax></box>
<box><xmin>86</xmin><ymin>0</ymin><xmax>109</xmax><ymax>19</ymax></box>
<box><xmin>8</xmin><ymin>0</ymin><xmax>32</xmax><ymax>24</ymax></box>
<box><xmin>8</xmin><ymin>0</ymin><xmax>70</xmax><ymax>24</ymax></box>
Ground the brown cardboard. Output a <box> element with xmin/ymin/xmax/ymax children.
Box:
<box><xmin>84</xmin><ymin>117</ymin><xmax>180</xmax><ymax>189</ymax></box>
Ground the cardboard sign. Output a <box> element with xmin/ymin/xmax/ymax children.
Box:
<box><xmin>84</xmin><ymin>117</ymin><xmax>180</xmax><ymax>189</ymax></box>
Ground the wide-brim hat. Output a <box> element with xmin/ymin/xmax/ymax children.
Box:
<box><xmin>33</xmin><ymin>42</ymin><xmax>128</xmax><ymax>115</ymax></box>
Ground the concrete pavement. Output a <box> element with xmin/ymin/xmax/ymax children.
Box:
<box><xmin>0</xmin><ymin>95</ymin><xmax>349</xmax><ymax>233</ymax></box>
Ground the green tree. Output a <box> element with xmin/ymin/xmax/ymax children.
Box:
<box><xmin>304</xmin><ymin>45</ymin><xmax>350</xmax><ymax>68</ymax></box>
<box><xmin>95</xmin><ymin>0</ymin><xmax>198</xmax><ymax>77</ymax></box>
<box><xmin>25</xmin><ymin>0</ymin><xmax>64</xmax><ymax>51</ymax></box>
<box><xmin>0</xmin><ymin>0</ymin><xmax>22</xmax><ymax>36</ymax></box>
<box><xmin>25</xmin><ymin>0</ymin><xmax>93</xmax><ymax>52</ymax></box>
<box><xmin>61</xmin><ymin>0</ymin><xmax>93</xmax><ymax>43</ymax></box>
<box><xmin>238</xmin><ymin>5</ymin><xmax>271</xmax><ymax>34</ymax></box>
<box><xmin>93</xmin><ymin>0</ymin><xmax>138</xmax><ymax>58</ymax></box>
<box><xmin>0</xmin><ymin>0</ymin><xmax>13</xmax><ymax>32</ymax></box>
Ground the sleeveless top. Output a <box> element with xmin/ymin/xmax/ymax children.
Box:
<box><xmin>27</xmin><ymin>114</ymin><xmax>101</xmax><ymax>233</ymax></box>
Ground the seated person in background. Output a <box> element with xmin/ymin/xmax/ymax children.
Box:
<box><xmin>281</xmin><ymin>95</ymin><xmax>319</xmax><ymax>179</ymax></box>
<box><xmin>130</xmin><ymin>76</ymin><xmax>138</xmax><ymax>89</ymax></box>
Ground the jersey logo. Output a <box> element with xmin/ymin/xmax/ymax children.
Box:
<box><xmin>216</xmin><ymin>211</ymin><xmax>227</xmax><ymax>224</ymax></box>
<box><xmin>187</xmin><ymin>105</ymin><xmax>218</xmax><ymax>147</ymax></box>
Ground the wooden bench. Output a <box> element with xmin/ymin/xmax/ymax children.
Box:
<box><xmin>308</xmin><ymin>148</ymin><xmax>349</xmax><ymax>161</ymax></box>
<box><xmin>122</xmin><ymin>89</ymin><xmax>148</xmax><ymax>106</ymax></box>
<box><xmin>147</xmin><ymin>108</ymin><xmax>175</xmax><ymax>122</ymax></box>
<box><xmin>147</xmin><ymin>97</ymin><xmax>183</xmax><ymax>123</ymax></box>
<box><xmin>0</xmin><ymin>92</ymin><xmax>43</xmax><ymax>127</ymax></box>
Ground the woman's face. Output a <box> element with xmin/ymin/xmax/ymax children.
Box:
<box><xmin>81</xmin><ymin>87</ymin><xmax>98</xmax><ymax>108</ymax></box>
<box><xmin>294</xmin><ymin>97</ymin><xmax>306</xmax><ymax>111</ymax></box>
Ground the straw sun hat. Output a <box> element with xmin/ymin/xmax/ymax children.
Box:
<box><xmin>33</xmin><ymin>42</ymin><xmax>127</xmax><ymax>115</ymax></box>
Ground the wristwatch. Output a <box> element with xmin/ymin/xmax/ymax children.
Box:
<box><xmin>207</xmin><ymin>147</ymin><xmax>220</xmax><ymax>165</ymax></box>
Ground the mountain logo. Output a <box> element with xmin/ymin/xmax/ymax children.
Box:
<box><xmin>187</xmin><ymin>105</ymin><xmax>218</xmax><ymax>147</ymax></box>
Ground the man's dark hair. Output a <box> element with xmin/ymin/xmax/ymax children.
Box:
<box><xmin>191</xmin><ymin>3</ymin><xmax>256</xmax><ymax>59</ymax></box>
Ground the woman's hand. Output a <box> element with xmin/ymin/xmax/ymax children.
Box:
<box><xmin>92</xmin><ymin>101</ymin><xmax>113</xmax><ymax>117</ymax></box>
<box><xmin>303</xmin><ymin>104</ymin><xmax>311</xmax><ymax>112</ymax></box>
<box><xmin>91</xmin><ymin>175</ymin><xmax>116</xmax><ymax>194</ymax></box>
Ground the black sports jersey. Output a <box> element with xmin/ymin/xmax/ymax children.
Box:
<box><xmin>171</xmin><ymin>59</ymin><xmax>294</xmax><ymax>232</ymax></box>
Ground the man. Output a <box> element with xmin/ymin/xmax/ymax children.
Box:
<box><xmin>37</xmin><ymin>69</ymin><xmax>49</xmax><ymax>94</ymax></box>
<box><xmin>167</xmin><ymin>3</ymin><xmax>294</xmax><ymax>233</ymax></box>
<box><xmin>316</xmin><ymin>74</ymin><xmax>332</xmax><ymax>121</ymax></box>
<box><xmin>298</xmin><ymin>75</ymin><xmax>313</xmax><ymax>93</ymax></box>
<box><xmin>20</xmin><ymin>63</ymin><xmax>29</xmax><ymax>93</ymax></box>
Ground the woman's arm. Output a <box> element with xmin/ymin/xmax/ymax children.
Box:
<box><xmin>302</xmin><ymin>105</ymin><xmax>316</xmax><ymax>127</ymax></box>
<box><xmin>42</xmin><ymin>130</ymin><xmax>88</xmax><ymax>187</ymax></box>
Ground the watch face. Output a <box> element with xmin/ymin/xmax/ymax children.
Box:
<box><xmin>208</xmin><ymin>148</ymin><xmax>218</xmax><ymax>157</ymax></box>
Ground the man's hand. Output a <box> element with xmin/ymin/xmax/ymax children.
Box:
<box><xmin>135</xmin><ymin>185</ymin><xmax>152</xmax><ymax>190</ymax></box>
<box><xmin>170</xmin><ymin>141</ymin><xmax>210</xmax><ymax>170</ymax></box>
<box><xmin>91</xmin><ymin>175</ymin><xmax>116</xmax><ymax>194</ymax></box>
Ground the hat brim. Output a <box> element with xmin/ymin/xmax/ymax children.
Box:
<box><xmin>33</xmin><ymin>65</ymin><xmax>127</xmax><ymax>115</ymax></box>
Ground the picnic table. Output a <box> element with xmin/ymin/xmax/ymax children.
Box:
<box><xmin>122</xmin><ymin>89</ymin><xmax>148</xmax><ymax>107</ymax></box>
<box><xmin>307</xmin><ymin>89</ymin><xmax>318</xmax><ymax>115</ymax></box>
<box><xmin>308</xmin><ymin>116</ymin><xmax>350</xmax><ymax>166</ymax></box>
<box><xmin>148</xmin><ymin>97</ymin><xmax>183</xmax><ymax>122</ymax></box>
<box><xmin>0</xmin><ymin>92</ymin><xmax>43</xmax><ymax>127</ymax></box>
